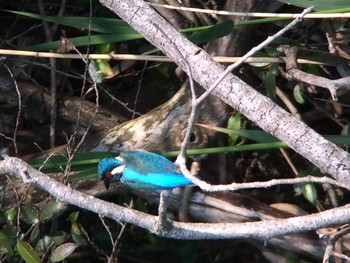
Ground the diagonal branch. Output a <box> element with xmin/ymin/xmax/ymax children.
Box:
<box><xmin>98</xmin><ymin>0</ymin><xmax>350</xmax><ymax>184</ymax></box>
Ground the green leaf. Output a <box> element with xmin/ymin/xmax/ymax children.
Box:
<box><xmin>5</xmin><ymin>207</ymin><xmax>17</xmax><ymax>225</ymax></box>
<box><xmin>71</xmin><ymin>223</ymin><xmax>87</xmax><ymax>246</ymax></box>
<box><xmin>165</xmin><ymin>142</ymin><xmax>288</xmax><ymax>157</ymax></box>
<box><xmin>16</xmin><ymin>239</ymin><xmax>41</xmax><ymax>263</ymax></box>
<box><xmin>302</xmin><ymin>183</ymin><xmax>318</xmax><ymax>205</ymax></box>
<box><xmin>50</xmin><ymin>243</ymin><xmax>79</xmax><ymax>262</ymax></box>
<box><xmin>28</xmin><ymin>34</ymin><xmax>143</xmax><ymax>51</ymax></box>
<box><xmin>197</xmin><ymin>124</ymin><xmax>279</xmax><ymax>143</ymax></box>
<box><xmin>9</xmin><ymin>11</ymin><xmax>232</xmax><ymax>50</ymax></box>
<box><xmin>227</xmin><ymin>113</ymin><xmax>242</xmax><ymax>145</ymax></box>
<box><xmin>264</xmin><ymin>70</ymin><xmax>277</xmax><ymax>99</ymax></box>
<box><xmin>39</xmin><ymin>200</ymin><xmax>67</xmax><ymax>222</ymax></box>
<box><xmin>188</xmin><ymin>21</ymin><xmax>233</xmax><ymax>45</ymax></box>
<box><xmin>29</xmin><ymin>224</ymin><xmax>40</xmax><ymax>244</ymax></box>
<box><xmin>69</xmin><ymin>211</ymin><xmax>79</xmax><ymax>224</ymax></box>
<box><xmin>166</xmin><ymin>133</ymin><xmax>350</xmax><ymax>157</ymax></box>
<box><xmin>293</xmin><ymin>85</ymin><xmax>305</xmax><ymax>104</ymax></box>
<box><xmin>7</xmin><ymin>11</ymin><xmax>135</xmax><ymax>34</ymax></box>
<box><xmin>0</xmin><ymin>226</ymin><xmax>17</xmax><ymax>247</ymax></box>
<box><xmin>29</xmin><ymin>151</ymin><xmax>116</xmax><ymax>173</ymax></box>
<box><xmin>36</xmin><ymin>232</ymin><xmax>65</xmax><ymax>251</ymax></box>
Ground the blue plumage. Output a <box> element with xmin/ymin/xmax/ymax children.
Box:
<box><xmin>97</xmin><ymin>150</ymin><xmax>194</xmax><ymax>190</ymax></box>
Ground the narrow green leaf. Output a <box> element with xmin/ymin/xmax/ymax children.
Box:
<box><xmin>69</xmin><ymin>211</ymin><xmax>79</xmax><ymax>224</ymax></box>
<box><xmin>227</xmin><ymin>113</ymin><xmax>242</xmax><ymax>145</ymax></box>
<box><xmin>264</xmin><ymin>70</ymin><xmax>276</xmax><ymax>99</ymax></box>
<box><xmin>27</xmin><ymin>34</ymin><xmax>143</xmax><ymax>51</ymax></box>
<box><xmin>188</xmin><ymin>21</ymin><xmax>233</xmax><ymax>45</ymax></box>
<box><xmin>16</xmin><ymin>239</ymin><xmax>41</xmax><ymax>263</ymax></box>
<box><xmin>165</xmin><ymin>142</ymin><xmax>288</xmax><ymax>157</ymax></box>
<box><xmin>197</xmin><ymin>124</ymin><xmax>279</xmax><ymax>143</ymax></box>
<box><xmin>29</xmin><ymin>224</ymin><xmax>40</xmax><ymax>244</ymax></box>
<box><xmin>7</xmin><ymin>11</ymin><xmax>135</xmax><ymax>34</ymax></box>
<box><xmin>29</xmin><ymin>151</ymin><xmax>115</xmax><ymax>173</ymax></box>
<box><xmin>293</xmin><ymin>85</ymin><xmax>305</xmax><ymax>104</ymax></box>
<box><xmin>50</xmin><ymin>243</ymin><xmax>79</xmax><ymax>262</ymax></box>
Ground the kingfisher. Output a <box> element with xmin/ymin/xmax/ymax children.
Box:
<box><xmin>97</xmin><ymin>150</ymin><xmax>194</xmax><ymax>190</ymax></box>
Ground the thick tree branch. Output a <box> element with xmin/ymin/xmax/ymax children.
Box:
<box><xmin>1</xmin><ymin>156</ymin><xmax>350</xmax><ymax>241</ymax></box>
<box><xmin>98</xmin><ymin>0</ymin><xmax>350</xmax><ymax>184</ymax></box>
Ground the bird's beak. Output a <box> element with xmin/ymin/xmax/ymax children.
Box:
<box><xmin>104</xmin><ymin>178</ymin><xmax>110</xmax><ymax>189</ymax></box>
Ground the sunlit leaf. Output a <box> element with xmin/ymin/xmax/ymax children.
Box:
<box><xmin>16</xmin><ymin>240</ymin><xmax>41</xmax><ymax>263</ymax></box>
<box><xmin>36</xmin><ymin>232</ymin><xmax>65</xmax><ymax>251</ymax></box>
<box><xmin>227</xmin><ymin>113</ymin><xmax>242</xmax><ymax>145</ymax></box>
<box><xmin>293</xmin><ymin>84</ymin><xmax>306</xmax><ymax>104</ymax></box>
<box><xmin>302</xmin><ymin>183</ymin><xmax>318</xmax><ymax>205</ymax></box>
<box><xmin>69</xmin><ymin>211</ymin><xmax>79</xmax><ymax>224</ymax></box>
<box><xmin>197</xmin><ymin>124</ymin><xmax>278</xmax><ymax>143</ymax></box>
<box><xmin>50</xmin><ymin>243</ymin><xmax>79</xmax><ymax>262</ymax></box>
<box><xmin>5</xmin><ymin>207</ymin><xmax>17</xmax><ymax>225</ymax></box>
<box><xmin>71</xmin><ymin>223</ymin><xmax>87</xmax><ymax>246</ymax></box>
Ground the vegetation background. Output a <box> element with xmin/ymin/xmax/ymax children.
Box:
<box><xmin>0</xmin><ymin>0</ymin><xmax>350</xmax><ymax>262</ymax></box>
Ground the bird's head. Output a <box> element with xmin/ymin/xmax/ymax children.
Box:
<box><xmin>97</xmin><ymin>157</ymin><xmax>125</xmax><ymax>189</ymax></box>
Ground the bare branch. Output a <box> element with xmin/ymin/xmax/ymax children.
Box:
<box><xmin>98</xmin><ymin>0</ymin><xmax>350</xmax><ymax>185</ymax></box>
<box><xmin>279</xmin><ymin>45</ymin><xmax>350</xmax><ymax>100</ymax></box>
<box><xmin>1</xmin><ymin>156</ymin><xmax>350</xmax><ymax>241</ymax></box>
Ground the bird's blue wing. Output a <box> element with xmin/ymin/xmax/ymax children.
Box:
<box><xmin>121</xmin><ymin>168</ymin><xmax>192</xmax><ymax>189</ymax></box>
<box><xmin>120</xmin><ymin>151</ymin><xmax>193</xmax><ymax>189</ymax></box>
<box><xmin>120</xmin><ymin>151</ymin><xmax>180</xmax><ymax>175</ymax></box>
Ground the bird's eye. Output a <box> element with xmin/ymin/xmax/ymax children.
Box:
<box><xmin>181</xmin><ymin>129</ymin><xmax>199</xmax><ymax>144</ymax></box>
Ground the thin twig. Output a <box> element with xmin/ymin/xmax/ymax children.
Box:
<box><xmin>4</xmin><ymin>63</ymin><xmax>20</xmax><ymax>156</ymax></box>
<box><xmin>0</xmin><ymin>49</ymin><xmax>329</xmax><ymax>65</ymax></box>
<box><xmin>197</xmin><ymin>6</ymin><xmax>314</xmax><ymax>105</ymax></box>
<box><xmin>149</xmin><ymin>3</ymin><xmax>349</xmax><ymax>19</ymax></box>
<box><xmin>132</xmin><ymin>61</ymin><xmax>147</xmax><ymax>119</ymax></box>
<box><xmin>37</xmin><ymin>0</ymin><xmax>60</xmax><ymax>148</ymax></box>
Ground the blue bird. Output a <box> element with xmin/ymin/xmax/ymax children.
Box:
<box><xmin>97</xmin><ymin>150</ymin><xmax>194</xmax><ymax>190</ymax></box>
